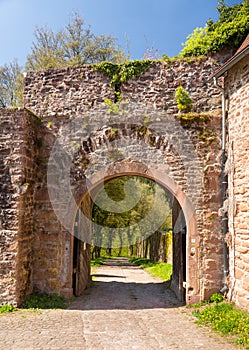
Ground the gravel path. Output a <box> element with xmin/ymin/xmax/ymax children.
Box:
<box><xmin>0</xmin><ymin>258</ymin><xmax>241</xmax><ymax>349</ymax></box>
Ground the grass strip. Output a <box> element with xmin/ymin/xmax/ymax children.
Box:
<box><xmin>129</xmin><ymin>257</ymin><xmax>172</xmax><ymax>282</ymax></box>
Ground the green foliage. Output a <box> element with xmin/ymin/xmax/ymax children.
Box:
<box><xmin>179</xmin><ymin>27</ymin><xmax>210</xmax><ymax>57</ymax></box>
<box><xmin>129</xmin><ymin>257</ymin><xmax>155</xmax><ymax>267</ymax></box>
<box><xmin>118</xmin><ymin>60</ymin><xmax>153</xmax><ymax>83</ymax></box>
<box><xmin>21</xmin><ymin>293</ymin><xmax>68</xmax><ymax>309</ymax></box>
<box><xmin>26</xmin><ymin>13</ymin><xmax>126</xmax><ymax>71</ymax></box>
<box><xmin>104</xmin><ymin>92</ymin><xmax>122</xmax><ymax>114</ymax></box>
<box><xmin>90</xmin><ymin>257</ymin><xmax>106</xmax><ymax>267</ymax></box>
<box><xmin>209</xmin><ymin>292</ymin><xmax>224</xmax><ymax>303</ymax></box>
<box><xmin>187</xmin><ymin>300</ymin><xmax>211</xmax><ymax>308</ymax></box>
<box><xmin>93</xmin><ymin>59</ymin><xmax>153</xmax><ymax>87</ymax></box>
<box><xmin>129</xmin><ymin>257</ymin><xmax>172</xmax><ymax>281</ymax></box>
<box><xmin>1</xmin><ymin>13</ymin><xmax>127</xmax><ymax>107</ymax></box>
<box><xmin>0</xmin><ymin>60</ymin><xmax>23</xmax><ymax>108</ymax></box>
<box><xmin>188</xmin><ymin>292</ymin><xmax>224</xmax><ymax>308</ymax></box>
<box><xmin>0</xmin><ymin>304</ymin><xmax>17</xmax><ymax>313</ymax></box>
<box><xmin>177</xmin><ymin>112</ymin><xmax>211</xmax><ymax>125</ymax></box>
<box><xmin>175</xmin><ymin>86</ymin><xmax>193</xmax><ymax>112</ymax></box>
<box><xmin>176</xmin><ymin>112</ymin><xmax>216</xmax><ymax>144</ymax></box>
<box><xmin>91</xmin><ymin>176</ymin><xmax>172</xmax><ymax>255</ymax></box>
<box><xmin>91</xmin><ymin>246</ymin><xmax>131</xmax><ymax>259</ymax></box>
<box><xmin>92</xmin><ymin>176</ymin><xmax>171</xmax><ymax>229</ymax></box>
<box><xmin>92</xmin><ymin>62</ymin><xmax>120</xmax><ymax>85</ymax></box>
<box><xmin>180</xmin><ymin>0</ymin><xmax>249</xmax><ymax>57</ymax></box>
<box><xmin>193</xmin><ymin>302</ymin><xmax>249</xmax><ymax>347</ymax></box>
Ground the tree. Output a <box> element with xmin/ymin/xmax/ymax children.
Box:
<box><xmin>0</xmin><ymin>60</ymin><xmax>23</xmax><ymax>108</ymax></box>
<box><xmin>91</xmin><ymin>176</ymin><xmax>172</xmax><ymax>259</ymax></box>
<box><xmin>179</xmin><ymin>0</ymin><xmax>249</xmax><ymax>57</ymax></box>
<box><xmin>26</xmin><ymin>13</ymin><xmax>126</xmax><ymax>71</ymax></box>
<box><xmin>1</xmin><ymin>13</ymin><xmax>126</xmax><ymax>107</ymax></box>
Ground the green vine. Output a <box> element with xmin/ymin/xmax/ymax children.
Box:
<box><xmin>93</xmin><ymin>60</ymin><xmax>153</xmax><ymax>88</ymax></box>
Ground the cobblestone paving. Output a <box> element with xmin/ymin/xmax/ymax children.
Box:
<box><xmin>0</xmin><ymin>258</ymin><xmax>241</xmax><ymax>349</ymax></box>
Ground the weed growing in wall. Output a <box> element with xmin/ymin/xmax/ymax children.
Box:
<box><xmin>175</xmin><ymin>86</ymin><xmax>193</xmax><ymax>113</ymax></box>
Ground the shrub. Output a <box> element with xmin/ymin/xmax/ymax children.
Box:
<box><xmin>209</xmin><ymin>292</ymin><xmax>224</xmax><ymax>303</ymax></box>
<box><xmin>179</xmin><ymin>1</ymin><xmax>249</xmax><ymax>57</ymax></box>
<box><xmin>175</xmin><ymin>86</ymin><xmax>193</xmax><ymax>112</ymax></box>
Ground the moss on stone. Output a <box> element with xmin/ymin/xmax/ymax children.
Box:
<box><xmin>177</xmin><ymin>112</ymin><xmax>212</xmax><ymax>126</ymax></box>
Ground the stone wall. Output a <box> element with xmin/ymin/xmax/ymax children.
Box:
<box><xmin>121</xmin><ymin>58</ymin><xmax>222</xmax><ymax>114</ymax></box>
<box><xmin>225</xmin><ymin>54</ymin><xmax>249</xmax><ymax>309</ymax></box>
<box><xmin>31</xmin><ymin>121</ymin><xmax>75</xmax><ymax>298</ymax></box>
<box><xmin>22</xmin><ymin>56</ymin><xmax>225</xmax><ymax>303</ymax></box>
<box><xmin>24</xmin><ymin>65</ymin><xmax>112</xmax><ymax>118</ymax></box>
<box><xmin>0</xmin><ymin>109</ymin><xmax>38</xmax><ymax>305</ymax></box>
<box><xmin>0</xmin><ymin>55</ymin><xmax>229</xmax><ymax>305</ymax></box>
<box><xmin>23</xmin><ymin>54</ymin><xmax>230</xmax><ymax>119</ymax></box>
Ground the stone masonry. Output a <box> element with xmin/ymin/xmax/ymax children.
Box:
<box><xmin>0</xmin><ymin>52</ymin><xmax>243</xmax><ymax>306</ymax></box>
<box><xmin>225</xmin><ymin>53</ymin><xmax>249</xmax><ymax>309</ymax></box>
<box><xmin>0</xmin><ymin>109</ymin><xmax>38</xmax><ymax>303</ymax></box>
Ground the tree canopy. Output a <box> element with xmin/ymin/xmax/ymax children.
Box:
<box><xmin>0</xmin><ymin>13</ymin><xmax>126</xmax><ymax>107</ymax></box>
<box><xmin>179</xmin><ymin>0</ymin><xmax>249</xmax><ymax>57</ymax></box>
<box><xmin>0</xmin><ymin>60</ymin><xmax>23</xmax><ymax>108</ymax></box>
<box><xmin>26</xmin><ymin>13</ymin><xmax>126</xmax><ymax>71</ymax></box>
<box><xmin>91</xmin><ymin>176</ymin><xmax>172</xmax><ymax>251</ymax></box>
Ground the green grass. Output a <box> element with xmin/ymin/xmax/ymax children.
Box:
<box><xmin>90</xmin><ymin>256</ymin><xmax>107</xmax><ymax>267</ymax></box>
<box><xmin>129</xmin><ymin>257</ymin><xmax>172</xmax><ymax>281</ymax></box>
<box><xmin>20</xmin><ymin>293</ymin><xmax>68</xmax><ymax>309</ymax></box>
<box><xmin>0</xmin><ymin>304</ymin><xmax>17</xmax><ymax>314</ymax></box>
<box><xmin>192</xmin><ymin>302</ymin><xmax>249</xmax><ymax>348</ymax></box>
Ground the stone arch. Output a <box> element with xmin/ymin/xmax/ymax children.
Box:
<box><xmin>41</xmin><ymin>102</ymin><xmax>223</xmax><ymax>305</ymax></box>
<box><xmin>66</xmin><ymin>159</ymin><xmax>199</xmax><ymax>304</ymax></box>
<box><xmin>46</xmin><ymin>110</ymin><xmax>205</xmax><ymax>304</ymax></box>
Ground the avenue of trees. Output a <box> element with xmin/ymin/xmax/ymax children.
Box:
<box><xmin>91</xmin><ymin>176</ymin><xmax>173</xmax><ymax>261</ymax></box>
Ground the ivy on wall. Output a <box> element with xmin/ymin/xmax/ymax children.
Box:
<box><xmin>92</xmin><ymin>60</ymin><xmax>153</xmax><ymax>90</ymax></box>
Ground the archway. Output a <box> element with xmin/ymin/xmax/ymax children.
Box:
<box><xmin>71</xmin><ymin>164</ymin><xmax>197</xmax><ymax>304</ymax></box>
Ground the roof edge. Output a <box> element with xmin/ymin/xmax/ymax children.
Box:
<box><xmin>210</xmin><ymin>45</ymin><xmax>249</xmax><ymax>80</ymax></box>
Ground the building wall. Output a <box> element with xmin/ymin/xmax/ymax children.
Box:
<box><xmin>225</xmin><ymin>54</ymin><xmax>249</xmax><ymax>309</ymax></box>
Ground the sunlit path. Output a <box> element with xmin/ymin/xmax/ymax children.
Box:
<box><xmin>0</xmin><ymin>258</ymin><xmax>239</xmax><ymax>350</ymax></box>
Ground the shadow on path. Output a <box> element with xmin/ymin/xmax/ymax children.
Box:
<box><xmin>69</xmin><ymin>257</ymin><xmax>183</xmax><ymax>311</ymax></box>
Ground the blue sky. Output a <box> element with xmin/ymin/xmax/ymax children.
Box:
<box><xmin>0</xmin><ymin>0</ymin><xmax>242</xmax><ymax>66</ymax></box>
